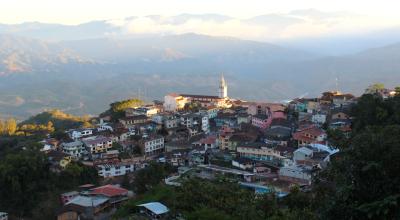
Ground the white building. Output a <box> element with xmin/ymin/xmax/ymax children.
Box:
<box><xmin>164</xmin><ymin>93</ymin><xmax>188</xmax><ymax>112</ymax></box>
<box><xmin>201</xmin><ymin>114</ymin><xmax>209</xmax><ymax>133</ymax></box>
<box><xmin>62</xmin><ymin>141</ymin><xmax>86</xmax><ymax>158</ymax></box>
<box><xmin>293</xmin><ymin>147</ymin><xmax>314</xmax><ymax>162</ymax></box>
<box><xmin>126</xmin><ymin>106</ymin><xmax>159</xmax><ymax>117</ymax></box>
<box><xmin>97</xmin><ymin>123</ymin><xmax>113</xmax><ymax>132</ymax></box>
<box><xmin>311</xmin><ymin>113</ymin><xmax>327</xmax><ymax>125</ymax></box>
<box><xmin>279</xmin><ymin>164</ymin><xmax>312</xmax><ymax>185</ymax></box>
<box><xmin>140</xmin><ymin>136</ymin><xmax>165</xmax><ymax>156</ymax></box>
<box><xmin>97</xmin><ymin>162</ymin><xmax>136</xmax><ymax>177</ymax></box>
<box><xmin>69</xmin><ymin>128</ymin><xmax>93</xmax><ymax>140</ymax></box>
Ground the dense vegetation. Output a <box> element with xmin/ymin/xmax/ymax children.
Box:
<box><xmin>100</xmin><ymin>98</ymin><xmax>143</xmax><ymax>121</ymax></box>
<box><xmin>313</xmin><ymin>94</ymin><xmax>400</xmax><ymax>219</ymax></box>
<box><xmin>0</xmin><ymin>147</ymin><xmax>99</xmax><ymax>219</ymax></box>
<box><xmin>0</xmin><ymin>109</ymin><xmax>98</xmax><ymax>219</ymax></box>
<box><xmin>20</xmin><ymin>109</ymin><xmax>93</xmax><ymax>131</ymax></box>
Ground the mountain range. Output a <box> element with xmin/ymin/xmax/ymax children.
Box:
<box><xmin>1</xmin><ymin>14</ymin><xmax>400</xmax><ymax>119</ymax></box>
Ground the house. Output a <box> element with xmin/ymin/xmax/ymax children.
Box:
<box><xmin>96</xmin><ymin>122</ymin><xmax>114</xmax><ymax>132</ymax></box>
<box><xmin>232</xmin><ymin>157</ymin><xmax>254</xmax><ymax>170</ymax></box>
<box><xmin>330</xmin><ymin>108</ymin><xmax>350</xmax><ymax>121</ymax></box>
<box><xmin>61</xmin><ymin>141</ymin><xmax>85</xmax><ymax>158</ymax></box>
<box><xmin>68</xmin><ymin>128</ymin><xmax>93</xmax><ymax>140</ymax></box>
<box><xmin>264</xmin><ymin>126</ymin><xmax>292</xmax><ymax>146</ymax></box>
<box><xmin>218</xmin><ymin>126</ymin><xmax>235</xmax><ymax>150</ymax></box>
<box><xmin>247</xmin><ymin>102</ymin><xmax>285</xmax><ymax>116</ymax></box>
<box><xmin>97</xmin><ymin>161</ymin><xmax>136</xmax><ymax>177</ymax></box>
<box><xmin>214</xmin><ymin>112</ymin><xmax>237</xmax><ymax>128</ymax></box>
<box><xmin>196</xmin><ymin>135</ymin><xmax>217</xmax><ymax>149</ymax></box>
<box><xmin>179</xmin><ymin>113</ymin><xmax>199</xmax><ymax>128</ymax></box>
<box><xmin>293</xmin><ymin>147</ymin><xmax>314</xmax><ymax>162</ymax></box>
<box><xmin>206</xmin><ymin>106</ymin><xmax>219</xmax><ymax>119</ymax></box>
<box><xmin>279</xmin><ymin>164</ymin><xmax>313</xmax><ymax>185</ymax></box>
<box><xmin>311</xmin><ymin>113</ymin><xmax>327</xmax><ymax>125</ymax></box>
<box><xmin>164</xmin><ymin>113</ymin><xmax>180</xmax><ymax>129</ymax></box>
<box><xmin>40</xmin><ymin>138</ymin><xmax>60</xmax><ymax>152</ymax></box>
<box><xmin>57</xmin><ymin>196</ymin><xmax>109</xmax><ymax>220</ymax></box>
<box><xmin>139</xmin><ymin>135</ymin><xmax>165</xmax><ymax>156</ymax></box>
<box><xmin>61</xmin><ymin>191</ymin><xmax>79</xmax><ymax>204</ymax></box>
<box><xmin>137</xmin><ymin>202</ymin><xmax>169</xmax><ymax>220</ymax></box>
<box><xmin>252</xmin><ymin>114</ymin><xmax>272</xmax><ymax>129</ymax></box>
<box><xmin>292</xmin><ymin>126</ymin><xmax>327</xmax><ymax>147</ymax></box>
<box><xmin>237</xmin><ymin>143</ymin><xmax>285</xmax><ymax>166</ymax></box>
<box><xmin>237</xmin><ymin>113</ymin><xmax>251</xmax><ymax>124</ymax></box>
<box><xmin>125</xmin><ymin>106</ymin><xmax>159</xmax><ymax>117</ymax></box>
<box><xmin>294</xmin><ymin>146</ymin><xmax>332</xmax><ymax>169</ymax></box>
<box><xmin>164</xmin><ymin>93</ymin><xmax>188</xmax><ymax>111</ymax></box>
<box><xmin>165</xmin><ymin>150</ymin><xmax>190</xmax><ymax>167</ymax></box>
<box><xmin>332</xmin><ymin>94</ymin><xmax>355</xmax><ymax>107</ymax></box>
<box><xmin>119</xmin><ymin>115</ymin><xmax>148</xmax><ymax>128</ymax></box>
<box><xmin>82</xmin><ymin>136</ymin><xmax>113</xmax><ymax>155</ymax></box>
<box><xmin>89</xmin><ymin>185</ymin><xmax>129</xmax><ymax>205</ymax></box>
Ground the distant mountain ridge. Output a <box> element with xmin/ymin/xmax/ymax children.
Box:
<box><xmin>0</xmin><ymin>32</ymin><xmax>400</xmax><ymax>120</ymax></box>
<box><xmin>0</xmin><ymin>34</ymin><xmax>92</xmax><ymax>76</ymax></box>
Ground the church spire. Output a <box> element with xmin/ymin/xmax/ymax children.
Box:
<box><xmin>218</xmin><ymin>73</ymin><xmax>228</xmax><ymax>98</ymax></box>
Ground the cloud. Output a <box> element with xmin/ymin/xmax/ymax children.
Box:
<box><xmin>107</xmin><ymin>10</ymin><xmax>400</xmax><ymax>41</ymax></box>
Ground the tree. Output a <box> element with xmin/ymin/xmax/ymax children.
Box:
<box><xmin>0</xmin><ymin>119</ymin><xmax>4</xmax><ymax>135</ymax></box>
<box><xmin>5</xmin><ymin>118</ymin><xmax>17</xmax><ymax>135</ymax></box>
<box><xmin>133</xmin><ymin>162</ymin><xmax>174</xmax><ymax>194</ymax></box>
<box><xmin>365</xmin><ymin>83</ymin><xmax>385</xmax><ymax>94</ymax></box>
<box><xmin>46</xmin><ymin>121</ymin><xmax>55</xmax><ymax>133</ymax></box>
<box><xmin>0</xmin><ymin>150</ymin><xmax>50</xmax><ymax>217</ymax></box>
<box><xmin>395</xmin><ymin>86</ymin><xmax>400</xmax><ymax>95</ymax></box>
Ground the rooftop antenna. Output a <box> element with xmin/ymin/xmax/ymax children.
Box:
<box><xmin>335</xmin><ymin>77</ymin><xmax>339</xmax><ymax>93</ymax></box>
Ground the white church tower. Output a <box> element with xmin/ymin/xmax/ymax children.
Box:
<box><xmin>218</xmin><ymin>74</ymin><xmax>228</xmax><ymax>99</ymax></box>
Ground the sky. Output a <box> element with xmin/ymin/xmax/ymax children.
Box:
<box><xmin>1</xmin><ymin>0</ymin><xmax>400</xmax><ymax>41</ymax></box>
<box><xmin>1</xmin><ymin>0</ymin><xmax>400</xmax><ymax>25</ymax></box>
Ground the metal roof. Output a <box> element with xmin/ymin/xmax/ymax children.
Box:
<box><xmin>137</xmin><ymin>202</ymin><xmax>169</xmax><ymax>215</ymax></box>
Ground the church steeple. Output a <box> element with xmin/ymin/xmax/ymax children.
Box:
<box><xmin>218</xmin><ymin>74</ymin><xmax>228</xmax><ymax>99</ymax></box>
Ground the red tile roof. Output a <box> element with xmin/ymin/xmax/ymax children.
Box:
<box><xmin>90</xmin><ymin>184</ymin><xmax>128</xmax><ymax>197</ymax></box>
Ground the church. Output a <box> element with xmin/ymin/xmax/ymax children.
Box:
<box><xmin>164</xmin><ymin>74</ymin><xmax>231</xmax><ymax>111</ymax></box>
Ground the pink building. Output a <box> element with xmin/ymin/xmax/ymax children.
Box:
<box><xmin>252</xmin><ymin>114</ymin><xmax>273</xmax><ymax>129</ymax></box>
<box><xmin>272</xmin><ymin>110</ymin><xmax>287</xmax><ymax>120</ymax></box>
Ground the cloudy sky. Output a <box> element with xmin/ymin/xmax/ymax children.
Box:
<box><xmin>1</xmin><ymin>0</ymin><xmax>400</xmax><ymax>41</ymax></box>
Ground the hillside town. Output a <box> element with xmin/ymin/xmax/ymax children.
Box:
<box><xmin>15</xmin><ymin>75</ymin><xmax>392</xmax><ymax>220</ymax></box>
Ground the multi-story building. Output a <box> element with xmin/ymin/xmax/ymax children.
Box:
<box><xmin>61</xmin><ymin>141</ymin><xmax>86</xmax><ymax>158</ymax></box>
<box><xmin>125</xmin><ymin>106</ymin><xmax>159</xmax><ymax>117</ymax></box>
<box><xmin>251</xmin><ymin>114</ymin><xmax>272</xmax><ymax>129</ymax></box>
<box><xmin>119</xmin><ymin>115</ymin><xmax>148</xmax><ymax>128</ymax></box>
<box><xmin>139</xmin><ymin>135</ymin><xmax>165</xmax><ymax>156</ymax></box>
<box><xmin>82</xmin><ymin>136</ymin><xmax>113</xmax><ymax>155</ymax></box>
<box><xmin>164</xmin><ymin>93</ymin><xmax>188</xmax><ymax>112</ymax></box>
<box><xmin>237</xmin><ymin>143</ymin><xmax>285</xmax><ymax>165</ymax></box>
<box><xmin>292</xmin><ymin>126</ymin><xmax>327</xmax><ymax>147</ymax></box>
<box><xmin>68</xmin><ymin>128</ymin><xmax>93</xmax><ymax>140</ymax></box>
<box><xmin>97</xmin><ymin>162</ymin><xmax>136</xmax><ymax>177</ymax></box>
<box><xmin>218</xmin><ymin>126</ymin><xmax>235</xmax><ymax>150</ymax></box>
<box><xmin>279</xmin><ymin>164</ymin><xmax>312</xmax><ymax>185</ymax></box>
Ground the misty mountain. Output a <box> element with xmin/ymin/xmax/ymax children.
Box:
<box><xmin>0</xmin><ymin>21</ymin><xmax>119</xmax><ymax>41</ymax></box>
<box><xmin>61</xmin><ymin>33</ymin><xmax>317</xmax><ymax>64</ymax></box>
<box><xmin>0</xmin><ymin>34</ymin><xmax>92</xmax><ymax>76</ymax></box>
<box><xmin>0</xmin><ymin>33</ymin><xmax>400</xmax><ymax>120</ymax></box>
